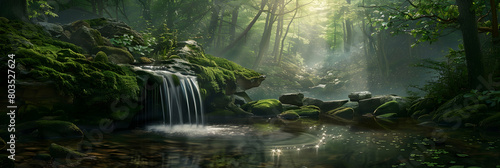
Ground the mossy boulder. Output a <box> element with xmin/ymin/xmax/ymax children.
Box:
<box><xmin>408</xmin><ymin>98</ymin><xmax>439</xmax><ymax>118</ymax></box>
<box><xmin>175</xmin><ymin>40</ymin><xmax>205</xmax><ymax>58</ymax></box>
<box><xmin>373</xmin><ymin>101</ymin><xmax>401</xmax><ymax>117</ymax></box>
<box><xmin>319</xmin><ymin>100</ymin><xmax>348</xmax><ymax>112</ymax></box>
<box><xmin>326</xmin><ymin>107</ymin><xmax>355</xmax><ymax>120</ymax></box>
<box><xmin>27</xmin><ymin>120</ymin><xmax>83</xmax><ymax>139</ymax></box>
<box><xmin>84</xmin><ymin>18</ymin><xmax>144</xmax><ymax>46</ymax></box>
<box><xmin>67</xmin><ymin>25</ymin><xmax>109</xmax><ymax>52</ymax></box>
<box><xmin>49</xmin><ymin>143</ymin><xmax>87</xmax><ymax>158</ymax></box>
<box><xmin>242</xmin><ymin>99</ymin><xmax>283</xmax><ymax>116</ymax></box>
<box><xmin>94</xmin><ymin>51</ymin><xmax>108</xmax><ymax>63</ymax></box>
<box><xmin>433</xmin><ymin>104</ymin><xmax>488</xmax><ymax>125</ymax></box>
<box><xmin>138</xmin><ymin>57</ymin><xmax>153</xmax><ymax>64</ymax></box>
<box><xmin>279</xmin><ymin>93</ymin><xmax>304</xmax><ymax>106</ymax></box>
<box><xmin>288</xmin><ymin>105</ymin><xmax>321</xmax><ymax>117</ymax></box>
<box><xmin>93</xmin><ymin>46</ymin><xmax>134</xmax><ymax>64</ymax></box>
<box><xmin>303</xmin><ymin>97</ymin><xmax>324</xmax><ymax>107</ymax></box>
<box><xmin>279</xmin><ymin>111</ymin><xmax>300</xmax><ymax>120</ymax></box>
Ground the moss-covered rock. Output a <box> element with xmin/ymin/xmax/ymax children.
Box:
<box><xmin>93</xmin><ymin>46</ymin><xmax>134</xmax><ymax>64</ymax></box>
<box><xmin>84</xmin><ymin>18</ymin><xmax>145</xmax><ymax>46</ymax></box>
<box><xmin>49</xmin><ymin>143</ymin><xmax>87</xmax><ymax>158</ymax></box>
<box><xmin>94</xmin><ymin>51</ymin><xmax>108</xmax><ymax>63</ymax></box>
<box><xmin>138</xmin><ymin>57</ymin><xmax>153</xmax><ymax>64</ymax></box>
<box><xmin>18</xmin><ymin>120</ymin><xmax>83</xmax><ymax>139</ymax></box>
<box><xmin>326</xmin><ymin>107</ymin><xmax>354</xmax><ymax>120</ymax></box>
<box><xmin>373</xmin><ymin>101</ymin><xmax>401</xmax><ymax>117</ymax></box>
<box><xmin>407</xmin><ymin>98</ymin><xmax>439</xmax><ymax>118</ymax></box>
<box><xmin>279</xmin><ymin>93</ymin><xmax>304</xmax><ymax>106</ymax></box>
<box><xmin>279</xmin><ymin>111</ymin><xmax>300</xmax><ymax>120</ymax></box>
<box><xmin>289</xmin><ymin>105</ymin><xmax>321</xmax><ymax>117</ymax></box>
<box><xmin>242</xmin><ymin>99</ymin><xmax>283</xmax><ymax>116</ymax></box>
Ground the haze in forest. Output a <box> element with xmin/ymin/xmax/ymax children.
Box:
<box><xmin>37</xmin><ymin>0</ymin><xmax>493</xmax><ymax>100</ymax></box>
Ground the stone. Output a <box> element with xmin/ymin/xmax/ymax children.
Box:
<box><xmin>319</xmin><ymin>100</ymin><xmax>348</xmax><ymax>112</ymax></box>
<box><xmin>279</xmin><ymin>111</ymin><xmax>300</xmax><ymax>120</ymax></box>
<box><xmin>67</xmin><ymin>25</ymin><xmax>108</xmax><ymax>52</ymax></box>
<box><xmin>233</xmin><ymin>92</ymin><xmax>252</xmax><ymax>106</ymax></box>
<box><xmin>348</xmin><ymin>91</ymin><xmax>372</xmax><ymax>101</ymax></box>
<box><xmin>241</xmin><ymin>99</ymin><xmax>283</xmax><ymax>116</ymax></box>
<box><xmin>279</xmin><ymin>93</ymin><xmax>304</xmax><ymax>106</ymax></box>
<box><xmin>289</xmin><ymin>105</ymin><xmax>321</xmax><ymax>117</ymax></box>
<box><xmin>480</xmin><ymin>113</ymin><xmax>500</xmax><ymax>130</ymax></box>
<box><xmin>85</xmin><ymin>18</ymin><xmax>145</xmax><ymax>46</ymax></box>
<box><xmin>303</xmin><ymin>97</ymin><xmax>324</xmax><ymax>107</ymax></box>
<box><xmin>175</xmin><ymin>40</ymin><xmax>205</xmax><ymax>59</ymax></box>
<box><xmin>94</xmin><ymin>51</ymin><xmax>108</xmax><ymax>63</ymax></box>
<box><xmin>326</xmin><ymin>107</ymin><xmax>355</xmax><ymax>120</ymax></box>
<box><xmin>93</xmin><ymin>46</ymin><xmax>134</xmax><ymax>64</ymax></box>
<box><xmin>282</xmin><ymin>104</ymin><xmax>300</xmax><ymax>111</ymax></box>
<box><xmin>37</xmin><ymin>22</ymin><xmax>64</xmax><ymax>37</ymax></box>
<box><xmin>49</xmin><ymin>143</ymin><xmax>87</xmax><ymax>158</ymax></box>
<box><xmin>358</xmin><ymin>95</ymin><xmax>401</xmax><ymax>115</ymax></box>
<box><xmin>373</xmin><ymin>101</ymin><xmax>401</xmax><ymax>116</ymax></box>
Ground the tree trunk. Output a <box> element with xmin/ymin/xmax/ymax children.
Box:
<box><xmin>253</xmin><ymin>2</ymin><xmax>277</xmax><ymax>68</ymax></box>
<box><xmin>229</xmin><ymin>6</ymin><xmax>239</xmax><ymax>42</ymax></box>
<box><xmin>97</xmin><ymin>0</ymin><xmax>104</xmax><ymax>17</ymax></box>
<box><xmin>344</xmin><ymin>0</ymin><xmax>352</xmax><ymax>53</ymax></box>
<box><xmin>456</xmin><ymin>0</ymin><xmax>485</xmax><ymax>89</ymax></box>
<box><xmin>215</xmin><ymin>6</ymin><xmax>225</xmax><ymax>50</ymax></box>
<box><xmin>0</xmin><ymin>0</ymin><xmax>28</xmax><ymax>22</ymax></box>
<box><xmin>207</xmin><ymin>2</ymin><xmax>220</xmax><ymax>49</ymax></box>
<box><xmin>218</xmin><ymin>0</ymin><xmax>268</xmax><ymax>56</ymax></box>
<box><xmin>491</xmin><ymin>0</ymin><xmax>499</xmax><ymax>38</ymax></box>
<box><xmin>278</xmin><ymin>0</ymin><xmax>299</xmax><ymax>66</ymax></box>
<box><xmin>273</xmin><ymin>0</ymin><xmax>284</xmax><ymax>61</ymax></box>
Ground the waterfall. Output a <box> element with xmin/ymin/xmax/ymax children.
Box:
<box><xmin>139</xmin><ymin>66</ymin><xmax>204</xmax><ymax>127</ymax></box>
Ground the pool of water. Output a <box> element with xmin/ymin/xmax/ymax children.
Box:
<box><xmin>14</xmin><ymin>118</ymin><xmax>500</xmax><ymax>168</ymax></box>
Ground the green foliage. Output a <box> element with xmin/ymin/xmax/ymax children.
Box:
<box><xmin>110</xmin><ymin>33</ymin><xmax>155</xmax><ymax>57</ymax></box>
<box><xmin>27</xmin><ymin>0</ymin><xmax>58</xmax><ymax>20</ymax></box>
<box><xmin>95</xmin><ymin>51</ymin><xmax>108</xmax><ymax>63</ymax></box>
<box><xmin>464</xmin><ymin>90</ymin><xmax>500</xmax><ymax>107</ymax></box>
<box><xmin>411</xmin><ymin>45</ymin><xmax>468</xmax><ymax>102</ymax></box>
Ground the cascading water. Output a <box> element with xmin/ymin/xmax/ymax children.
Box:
<box><xmin>138</xmin><ymin>66</ymin><xmax>204</xmax><ymax>127</ymax></box>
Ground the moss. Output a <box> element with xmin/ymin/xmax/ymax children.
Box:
<box><xmin>289</xmin><ymin>105</ymin><xmax>321</xmax><ymax>117</ymax></box>
<box><xmin>57</xmin><ymin>49</ymin><xmax>86</xmax><ymax>59</ymax></box>
<box><xmin>35</xmin><ymin>120</ymin><xmax>83</xmax><ymax>139</ymax></box>
<box><xmin>49</xmin><ymin>143</ymin><xmax>87</xmax><ymax>158</ymax></box>
<box><xmin>92</xmin><ymin>46</ymin><xmax>134</xmax><ymax>63</ymax></box>
<box><xmin>374</xmin><ymin>101</ymin><xmax>400</xmax><ymax>116</ymax></box>
<box><xmin>326</xmin><ymin>107</ymin><xmax>355</xmax><ymax>120</ymax></box>
<box><xmin>138</xmin><ymin>57</ymin><xmax>152</xmax><ymax>64</ymax></box>
<box><xmin>171</xmin><ymin>74</ymin><xmax>181</xmax><ymax>86</ymax></box>
<box><xmin>279</xmin><ymin>111</ymin><xmax>300</xmax><ymax>120</ymax></box>
<box><xmin>95</xmin><ymin>51</ymin><xmax>108</xmax><ymax>63</ymax></box>
<box><xmin>242</xmin><ymin>99</ymin><xmax>282</xmax><ymax>116</ymax></box>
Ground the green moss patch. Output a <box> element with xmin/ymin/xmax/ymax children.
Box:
<box><xmin>242</xmin><ymin>99</ymin><xmax>282</xmax><ymax>116</ymax></box>
<box><xmin>288</xmin><ymin>105</ymin><xmax>321</xmax><ymax>117</ymax></box>
<box><xmin>279</xmin><ymin>111</ymin><xmax>300</xmax><ymax>120</ymax></box>
<box><xmin>94</xmin><ymin>51</ymin><xmax>108</xmax><ymax>63</ymax></box>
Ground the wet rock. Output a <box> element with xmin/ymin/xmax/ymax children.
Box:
<box><xmin>37</xmin><ymin>22</ymin><xmax>64</xmax><ymax>37</ymax></box>
<box><xmin>348</xmin><ymin>91</ymin><xmax>372</xmax><ymax>101</ymax></box>
<box><xmin>93</xmin><ymin>46</ymin><xmax>134</xmax><ymax>64</ymax></box>
<box><xmin>67</xmin><ymin>25</ymin><xmax>109</xmax><ymax>52</ymax></box>
<box><xmin>242</xmin><ymin>99</ymin><xmax>283</xmax><ymax>116</ymax></box>
<box><xmin>137</xmin><ymin>57</ymin><xmax>153</xmax><ymax>64</ymax></box>
<box><xmin>282</xmin><ymin>104</ymin><xmax>300</xmax><ymax>111</ymax></box>
<box><xmin>286</xmin><ymin>105</ymin><xmax>321</xmax><ymax>117</ymax></box>
<box><xmin>279</xmin><ymin>111</ymin><xmax>300</xmax><ymax>120</ymax></box>
<box><xmin>175</xmin><ymin>40</ymin><xmax>205</xmax><ymax>59</ymax></box>
<box><xmin>319</xmin><ymin>100</ymin><xmax>348</xmax><ymax>112</ymax></box>
<box><xmin>373</xmin><ymin>101</ymin><xmax>402</xmax><ymax>116</ymax></box>
<box><xmin>326</xmin><ymin>107</ymin><xmax>354</xmax><ymax>120</ymax></box>
<box><xmin>303</xmin><ymin>97</ymin><xmax>323</xmax><ymax>107</ymax></box>
<box><xmin>85</xmin><ymin>18</ymin><xmax>144</xmax><ymax>46</ymax></box>
<box><xmin>49</xmin><ymin>143</ymin><xmax>87</xmax><ymax>158</ymax></box>
<box><xmin>233</xmin><ymin>92</ymin><xmax>252</xmax><ymax>106</ymax></box>
<box><xmin>279</xmin><ymin>93</ymin><xmax>304</xmax><ymax>106</ymax></box>
<box><xmin>358</xmin><ymin>95</ymin><xmax>401</xmax><ymax>115</ymax></box>
<box><xmin>94</xmin><ymin>51</ymin><xmax>108</xmax><ymax>63</ymax></box>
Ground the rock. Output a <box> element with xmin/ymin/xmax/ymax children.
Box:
<box><xmin>279</xmin><ymin>111</ymin><xmax>300</xmax><ymax>120</ymax></box>
<box><xmin>358</xmin><ymin>95</ymin><xmax>401</xmax><ymax>115</ymax></box>
<box><xmin>49</xmin><ymin>143</ymin><xmax>87</xmax><ymax>158</ymax></box>
<box><xmin>341</xmin><ymin>101</ymin><xmax>359</xmax><ymax>112</ymax></box>
<box><xmin>348</xmin><ymin>91</ymin><xmax>372</xmax><ymax>101</ymax></box>
<box><xmin>319</xmin><ymin>100</ymin><xmax>348</xmax><ymax>112</ymax></box>
<box><xmin>137</xmin><ymin>57</ymin><xmax>152</xmax><ymax>64</ymax></box>
<box><xmin>93</xmin><ymin>46</ymin><xmax>134</xmax><ymax>64</ymax></box>
<box><xmin>373</xmin><ymin>101</ymin><xmax>401</xmax><ymax>116</ymax></box>
<box><xmin>282</xmin><ymin>104</ymin><xmax>300</xmax><ymax>111</ymax></box>
<box><xmin>236</xmin><ymin>75</ymin><xmax>266</xmax><ymax>91</ymax></box>
<box><xmin>18</xmin><ymin>120</ymin><xmax>83</xmax><ymax>139</ymax></box>
<box><xmin>94</xmin><ymin>51</ymin><xmax>108</xmax><ymax>63</ymax></box>
<box><xmin>37</xmin><ymin>22</ymin><xmax>64</xmax><ymax>37</ymax></box>
<box><xmin>233</xmin><ymin>92</ymin><xmax>252</xmax><ymax>106</ymax></box>
<box><xmin>175</xmin><ymin>40</ymin><xmax>205</xmax><ymax>59</ymax></box>
<box><xmin>85</xmin><ymin>18</ymin><xmax>144</xmax><ymax>46</ymax></box>
<box><xmin>67</xmin><ymin>25</ymin><xmax>108</xmax><ymax>52</ymax></box>
<box><xmin>242</xmin><ymin>99</ymin><xmax>283</xmax><ymax>116</ymax></box>
<box><xmin>433</xmin><ymin>104</ymin><xmax>488</xmax><ymax>125</ymax></box>
<box><xmin>279</xmin><ymin>93</ymin><xmax>304</xmax><ymax>106</ymax></box>
<box><xmin>303</xmin><ymin>97</ymin><xmax>324</xmax><ymax>107</ymax></box>
<box><xmin>326</xmin><ymin>107</ymin><xmax>355</xmax><ymax>120</ymax></box>
<box><xmin>287</xmin><ymin>105</ymin><xmax>321</xmax><ymax>117</ymax></box>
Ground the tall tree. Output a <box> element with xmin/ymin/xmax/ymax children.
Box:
<box><xmin>253</xmin><ymin>0</ymin><xmax>279</xmax><ymax>68</ymax></box>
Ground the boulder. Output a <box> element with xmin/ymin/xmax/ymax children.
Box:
<box><xmin>348</xmin><ymin>91</ymin><xmax>372</xmax><ymax>101</ymax></box>
<box><xmin>303</xmin><ymin>97</ymin><xmax>323</xmax><ymax>107</ymax></box>
<box><xmin>37</xmin><ymin>22</ymin><xmax>64</xmax><ymax>38</ymax></box>
<box><xmin>358</xmin><ymin>95</ymin><xmax>402</xmax><ymax>115</ymax></box>
<box><xmin>49</xmin><ymin>143</ymin><xmax>87</xmax><ymax>158</ymax></box>
<box><xmin>242</xmin><ymin>99</ymin><xmax>283</xmax><ymax>116</ymax></box>
<box><xmin>93</xmin><ymin>46</ymin><xmax>134</xmax><ymax>64</ymax></box>
<box><xmin>233</xmin><ymin>92</ymin><xmax>252</xmax><ymax>106</ymax></box>
<box><xmin>320</xmin><ymin>100</ymin><xmax>349</xmax><ymax>112</ymax></box>
<box><xmin>373</xmin><ymin>101</ymin><xmax>402</xmax><ymax>116</ymax></box>
<box><xmin>67</xmin><ymin>25</ymin><xmax>108</xmax><ymax>52</ymax></box>
<box><xmin>84</xmin><ymin>18</ymin><xmax>144</xmax><ymax>46</ymax></box>
<box><xmin>326</xmin><ymin>107</ymin><xmax>355</xmax><ymax>120</ymax></box>
<box><xmin>175</xmin><ymin>40</ymin><xmax>205</xmax><ymax>59</ymax></box>
<box><xmin>94</xmin><ymin>51</ymin><xmax>108</xmax><ymax>63</ymax></box>
<box><xmin>279</xmin><ymin>111</ymin><xmax>300</xmax><ymax>120</ymax></box>
<box><xmin>236</xmin><ymin>75</ymin><xmax>266</xmax><ymax>91</ymax></box>
<box><xmin>279</xmin><ymin>93</ymin><xmax>304</xmax><ymax>106</ymax></box>
<box><xmin>282</xmin><ymin>104</ymin><xmax>300</xmax><ymax>111</ymax></box>
<box><xmin>287</xmin><ymin>105</ymin><xmax>321</xmax><ymax>117</ymax></box>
